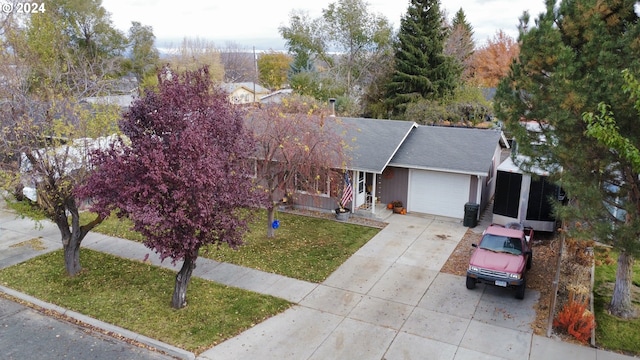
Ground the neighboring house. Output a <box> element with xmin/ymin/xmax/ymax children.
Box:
<box><xmin>492</xmin><ymin>121</ymin><xmax>565</xmax><ymax>232</ymax></box>
<box><xmin>221</xmin><ymin>82</ymin><xmax>271</xmax><ymax>104</ymax></box>
<box><xmin>260</xmin><ymin>89</ymin><xmax>293</xmax><ymax>104</ymax></box>
<box><xmin>294</xmin><ymin>117</ymin><xmax>506</xmax><ymax>220</ymax></box>
<box><xmin>82</xmin><ymin>94</ymin><xmax>135</xmax><ymax>111</ymax></box>
<box><xmin>492</xmin><ymin>155</ymin><xmax>564</xmax><ymax>232</ymax></box>
<box><xmin>21</xmin><ymin>135</ymin><xmax>119</xmax><ymax>202</ymax></box>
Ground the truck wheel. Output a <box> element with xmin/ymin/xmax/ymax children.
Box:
<box><xmin>526</xmin><ymin>251</ymin><xmax>533</xmax><ymax>270</ymax></box>
<box><xmin>515</xmin><ymin>278</ymin><xmax>526</xmax><ymax>300</ymax></box>
<box><xmin>466</xmin><ymin>276</ymin><xmax>476</xmax><ymax>290</ymax></box>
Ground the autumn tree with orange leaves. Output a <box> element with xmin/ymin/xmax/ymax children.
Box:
<box><xmin>470</xmin><ymin>30</ymin><xmax>519</xmax><ymax>87</ymax></box>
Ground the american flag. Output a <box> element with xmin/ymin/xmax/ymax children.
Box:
<box><xmin>340</xmin><ymin>172</ymin><xmax>353</xmax><ymax>207</ymax></box>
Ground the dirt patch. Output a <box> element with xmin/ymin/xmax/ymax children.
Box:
<box><xmin>9</xmin><ymin>237</ymin><xmax>46</xmax><ymax>251</ymax></box>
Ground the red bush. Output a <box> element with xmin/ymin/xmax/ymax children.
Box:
<box><xmin>553</xmin><ymin>298</ymin><xmax>595</xmax><ymax>343</ymax></box>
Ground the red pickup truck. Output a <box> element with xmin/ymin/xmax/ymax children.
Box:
<box><xmin>466</xmin><ymin>223</ymin><xmax>533</xmax><ymax>299</ymax></box>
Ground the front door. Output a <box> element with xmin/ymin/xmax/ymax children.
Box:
<box><xmin>355</xmin><ymin>171</ymin><xmax>366</xmax><ymax>207</ymax></box>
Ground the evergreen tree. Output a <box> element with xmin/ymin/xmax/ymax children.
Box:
<box><xmin>386</xmin><ymin>0</ymin><xmax>461</xmax><ymax>117</ymax></box>
<box><xmin>496</xmin><ymin>0</ymin><xmax>640</xmax><ymax>319</ymax></box>
<box><xmin>445</xmin><ymin>8</ymin><xmax>475</xmax><ymax>81</ymax></box>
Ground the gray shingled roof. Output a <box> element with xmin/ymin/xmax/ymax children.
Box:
<box><xmin>388</xmin><ymin>125</ymin><xmax>502</xmax><ymax>176</ymax></box>
<box><xmin>339</xmin><ymin>117</ymin><xmax>416</xmax><ymax>173</ymax></box>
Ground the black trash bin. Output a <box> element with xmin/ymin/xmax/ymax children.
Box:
<box><xmin>463</xmin><ymin>202</ymin><xmax>479</xmax><ymax>228</ymax></box>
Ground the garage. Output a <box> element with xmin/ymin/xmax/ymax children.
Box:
<box><xmin>407</xmin><ymin>169</ymin><xmax>470</xmax><ymax>218</ymax></box>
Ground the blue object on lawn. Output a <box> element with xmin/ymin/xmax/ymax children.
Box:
<box><xmin>272</xmin><ymin>219</ymin><xmax>280</xmax><ymax>229</ymax></box>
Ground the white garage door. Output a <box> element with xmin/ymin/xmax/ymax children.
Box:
<box><xmin>408</xmin><ymin>170</ymin><xmax>470</xmax><ymax>218</ymax></box>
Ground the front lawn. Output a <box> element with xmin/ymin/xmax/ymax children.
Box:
<box><xmin>203</xmin><ymin>210</ymin><xmax>379</xmax><ymax>282</ymax></box>
<box><xmin>0</xmin><ymin>249</ymin><xmax>291</xmax><ymax>354</ymax></box>
<box><xmin>85</xmin><ymin>209</ymin><xmax>380</xmax><ymax>283</ymax></box>
<box><xmin>593</xmin><ymin>246</ymin><xmax>640</xmax><ymax>356</ymax></box>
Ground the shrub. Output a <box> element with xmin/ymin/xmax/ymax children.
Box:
<box><xmin>554</xmin><ymin>284</ymin><xmax>595</xmax><ymax>343</ymax></box>
<box><xmin>565</xmin><ymin>238</ymin><xmax>595</xmax><ymax>267</ymax></box>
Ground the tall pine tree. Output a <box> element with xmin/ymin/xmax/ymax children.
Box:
<box><xmin>496</xmin><ymin>0</ymin><xmax>640</xmax><ymax>319</ymax></box>
<box><xmin>386</xmin><ymin>0</ymin><xmax>461</xmax><ymax>117</ymax></box>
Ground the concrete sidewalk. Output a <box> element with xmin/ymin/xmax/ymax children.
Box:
<box><xmin>0</xmin><ymin>207</ymin><xmax>637</xmax><ymax>359</ymax></box>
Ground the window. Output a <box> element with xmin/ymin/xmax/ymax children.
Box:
<box><xmin>295</xmin><ymin>169</ymin><xmax>331</xmax><ymax>197</ymax></box>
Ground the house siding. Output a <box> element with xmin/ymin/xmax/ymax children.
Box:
<box><xmin>470</xmin><ymin>176</ymin><xmax>478</xmax><ymax>203</ymax></box>
<box><xmin>378</xmin><ymin>167</ymin><xmax>408</xmax><ymax>207</ymax></box>
<box><xmin>293</xmin><ymin>192</ymin><xmax>337</xmax><ymax>212</ymax></box>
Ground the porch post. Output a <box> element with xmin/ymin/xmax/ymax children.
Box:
<box><xmin>371</xmin><ymin>173</ymin><xmax>377</xmax><ymax>214</ymax></box>
<box><xmin>476</xmin><ymin>175</ymin><xmax>483</xmax><ymax>205</ymax></box>
<box><xmin>350</xmin><ymin>170</ymin><xmax>356</xmax><ymax>213</ymax></box>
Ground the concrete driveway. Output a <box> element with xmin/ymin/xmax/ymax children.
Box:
<box><xmin>199</xmin><ymin>213</ymin><xmax>541</xmax><ymax>360</ymax></box>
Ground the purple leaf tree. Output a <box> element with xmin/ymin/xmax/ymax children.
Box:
<box><xmin>77</xmin><ymin>66</ymin><xmax>265</xmax><ymax>309</ymax></box>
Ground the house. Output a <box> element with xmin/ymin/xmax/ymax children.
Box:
<box><xmin>384</xmin><ymin>124</ymin><xmax>504</xmax><ymax>219</ymax></box>
<box><xmin>82</xmin><ymin>94</ymin><xmax>135</xmax><ymax>110</ymax></box>
<box><xmin>260</xmin><ymin>89</ymin><xmax>293</xmax><ymax>104</ymax></box>
<box><xmin>294</xmin><ymin>117</ymin><xmax>506</xmax><ymax>220</ymax></box>
<box><xmin>21</xmin><ymin>135</ymin><xmax>119</xmax><ymax>202</ymax></box>
<box><xmin>221</xmin><ymin>82</ymin><xmax>271</xmax><ymax>104</ymax></box>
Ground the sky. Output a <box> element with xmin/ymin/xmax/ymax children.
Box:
<box><xmin>102</xmin><ymin>0</ymin><xmax>549</xmax><ymax>51</ymax></box>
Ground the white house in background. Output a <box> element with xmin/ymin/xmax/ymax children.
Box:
<box><xmin>221</xmin><ymin>82</ymin><xmax>271</xmax><ymax>104</ymax></box>
<box><xmin>81</xmin><ymin>94</ymin><xmax>135</xmax><ymax>110</ymax></box>
<box><xmin>21</xmin><ymin>135</ymin><xmax>119</xmax><ymax>202</ymax></box>
<box><xmin>260</xmin><ymin>89</ymin><xmax>293</xmax><ymax>104</ymax></box>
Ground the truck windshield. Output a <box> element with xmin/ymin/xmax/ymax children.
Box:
<box><xmin>479</xmin><ymin>234</ymin><xmax>522</xmax><ymax>255</ymax></box>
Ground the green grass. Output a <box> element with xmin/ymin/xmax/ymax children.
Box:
<box><xmin>82</xmin><ymin>209</ymin><xmax>380</xmax><ymax>283</ymax></box>
<box><xmin>593</xmin><ymin>247</ymin><xmax>640</xmax><ymax>355</ymax></box>
<box><xmin>90</xmin><ymin>213</ymin><xmax>146</xmax><ymax>242</ymax></box>
<box><xmin>4</xmin><ymin>196</ymin><xmax>48</xmax><ymax>222</ymax></box>
<box><xmin>0</xmin><ymin>249</ymin><xmax>291</xmax><ymax>354</ymax></box>
<box><xmin>202</xmin><ymin>211</ymin><xmax>379</xmax><ymax>282</ymax></box>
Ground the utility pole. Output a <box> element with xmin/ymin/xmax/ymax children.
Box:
<box><xmin>253</xmin><ymin>46</ymin><xmax>257</xmax><ymax>104</ymax></box>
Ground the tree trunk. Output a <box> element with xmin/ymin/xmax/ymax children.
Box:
<box><xmin>609</xmin><ymin>251</ymin><xmax>637</xmax><ymax>319</ymax></box>
<box><xmin>63</xmin><ymin>234</ymin><xmax>82</xmax><ymax>276</ymax></box>
<box><xmin>54</xmin><ymin>204</ymin><xmax>103</xmax><ymax>277</ymax></box>
<box><xmin>52</xmin><ymin>206</ymin><xmax>83</xmax><ymax>276</ymax></box>
<box><xmin>267</xmin><ymin>204</ymin><xmax>275</xmax><ymax>238</ymax></box>
<box><xmin>171</xmin><ymin>254</ymin><xmax>197</xmax><ymax>309</ymax></box>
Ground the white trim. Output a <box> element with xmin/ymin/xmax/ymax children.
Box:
<box><xmin>350</xmin><ymin>170</ymin><xmax>356</xmax><ymax>213</ymax></box>
<box><xmin>377</xmin><ymin>122</ymin><xmax>418</xmax><ymax>173</ymax></box>
<box><xmin>387</xmin><ymin>163</ymin><xmax>487</xmax><ymax>177</ymax></box>
<box><xmin>476</xmin><ymin>175</ymin><xmax>483</xmax><ymax>205</ymax></box>
<box><xmin>371</xmin><ymin>173</ymin><xmax>377</xmax><ymax>214</ymax></box>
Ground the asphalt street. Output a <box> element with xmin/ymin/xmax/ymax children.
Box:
<box><xmin>0</xmin><ymin>296</ymin><xmax>175</xmax><ymax>360</ymax></box>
